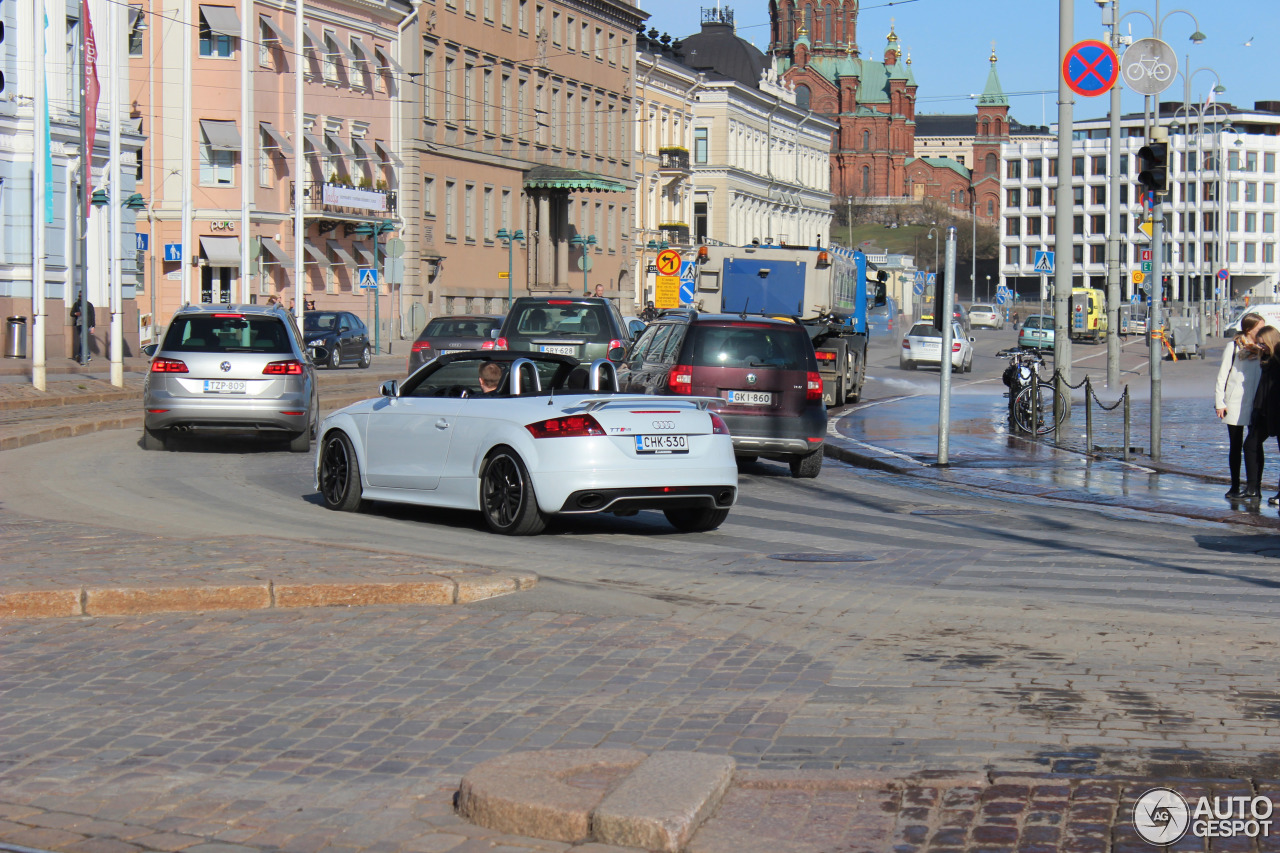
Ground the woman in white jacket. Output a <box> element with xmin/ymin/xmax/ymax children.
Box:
<box><xmin>1216</xmin><ymin>312</ymin><xmax>1264</xmax><ymax>498</ymax></box>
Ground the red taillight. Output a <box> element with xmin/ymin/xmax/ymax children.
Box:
<box><xmin>806</xmin><ymin>371</ymin><xmax>823</xmax><ymax>401</ymax></box>
<box><xmin>710</xmin><ymin>413</ymin><xmax>730</xmax><ymax>435</ymax></box>
<box><xmin>263</xmin><ymin>359</ymin><xmax>305</xmax><ymax>375</ymax></box>
<box><xmin>952</xmin><ymin>342</ymin><xmax>962</xmax><ymax>352</ymax></box>
<box><xmin>212</xmin><ymin>313</ymin><xmax>244</xmax><ymax>318</ymax></box>
<box><xmin>668</xmin><ymin>364</ymin><xmax>693</xmax><ymax>394</ymax></box>
<box><xmin>150</xmin><ymin>357</ymin><xmax>188</xmax><ymax>373</ymax></box>
<box><xmin>525</xmin><ymin>414</ymin><xmax>606</xmax><ymax>438</ymax></box>
<box><xmin>814</xmin><ymin>350</ymin><xmax>837</xmax><ymax>362</ymax></box>
<box><xmin>493</xmin><ymin>337</ymin><xmax>509</xmax><ymax>350</ymax></box>
<box><xmin>609</xmin><ymin>338</ymin><xmax>624</xmax><ymax>351</ymax></box>
<box><xmin>901</xmin><ymin>339</ymin><xmax>910</xmax><ymax>349</ymax></box>
<box><xmin>481</xmin><ymin>340</ymin><xmax>495</xmax><ymax>350</ymax></box>
<box><xmin>411</xmin><ymin>341</ymin><xmax>432</xmax><ymax>352</ymax></box>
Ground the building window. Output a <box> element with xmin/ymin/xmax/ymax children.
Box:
<box><xmin>1006</xmin><ymin>188</ymin><xmax>1020</xmax><ymax>208</ymax></box>
<box><xmin>1091</xmin><ymin>185</ymin><xmax>1106</xmax><ymax>205</ymax></box>
<box><xmin>1246</xmin><ymin>243</ymin><xmax>1257</xmax><ymax>263</ymax></box>
<box><xmin>1029</xmin><ymin>159</ymin><xmax>1042</xmax><ymax>179</ymax></box>
<box><xmin>1005</xmin><ymin>246</ymin><xmax>1018</xmax><ymax>265</ymax></box>
<box><xmin>423</xmin><ymin>176</ymin><xmax>436</xmax><ymax>217</ymax></box>
<box><xmin>1005</xmin><ymin>217</ymin><xmax>1020</xmax><ymax>236</ymax></box>
<box><xmin>1090</xmin><ymin>214</ymin><xmax>1105</xmax><ymax>233</ymax></box>
<box><xmin>1266</xmin><ymin>243</ymin><xmax>1276</xmax><ymax>264</ymax></box>
<box><xmin>1027</xmin><ymin>217</ymin><xmax>1041</xmax><ymax>236</ymax></box>
<box><xmin>1073</xmin><ymin>245</ymin><xmax>1084</xmax><ymax>263</ymax></box>
<box><xmin>1265</xmin><ymin>212</ymin><xmax>1275</xmax><ymax>233</ymax></box>
<box><xmin>1266</xmin><ymin>184</ymin><xmax>1276</xmax><ymax>204</ymax></box>
<box><xmin>1073</xmin><ymin>215</ymin><xmax>1083</xmax><ymax>235</ymax></box>
<box><xmin>1027</xmin><ymin>187</ymin><xmax>1042</xmax><ymax>207</ymax></box>
<box><xmin>445</xmin><ymin>180</ymin><xmax>457</xmax><ymax>239</ymax></box>
<box><xmin>1073</xmin><ymin>186</ymin><xmax>1084</xmax><ymax>205</ymax></box>
<box><xmin>862</xmin><ymin>130</ymin><xmax>870</xmax><ymax>151</ymax></box>
<box><xmin>1072</xmin><ymin>156</ymin><xmax>1084</xmax><ymax>177</ymax></box>
<box><xmin>1246</xmin><ymin>212</ymin><xmax>1257</xmax><ymax>233</ymax></box>
<box><xmin>1006</xmin><ymin>159</ymin><xmax>1021</xmax><ymax>180</ymax></box>
<box><xmin>199</xmin><ymin>7</ymin><xmax>237</xmax><ymax>57</ymax></box>
<box><xmin>464</xmin><ymin>183</ymin><xmax>476</xmax><ymax>241</ymax></box>
<box><xmin>694</xmin><ymin>128</ymin><xmax>708</xmax><ymax>164</ymax></box>
<box><xmin>987</xmin><ymin>199</ymin><xmax>994</xmax><ymax>216</ymax></box>
<box><xmin>1090</xmin><ymin>244</ymin><xmax>1105</xmax><ymax>263</ymax></box>
<box><xmin>128</xmin><ymin>6</ymin><xmax>145</xmax><ymax>56</ymax></box>
<box><xmin>985</xmin><ymin>153</ymin><xmax>997</xmax><ymax>175</ymax></box>
<box><xmin>1091</xmin><ymin>155</ymin><xmax>1105</xmax><ymax>176</ymax></box>
<box><xmin>861</xmin><ymin>166</ymin><xmax>870</xmax><ymax>193</ymax></box>
<box><xmin>1246</xmin><ymin>182</ymin><xmax>1258</xmax><ymax>203</ymax></box>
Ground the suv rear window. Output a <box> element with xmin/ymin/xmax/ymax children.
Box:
<box><xmin>686</xmin><ymin>324</ymin><xmax>813</xmax><ymax>369</ymax></box>
<box><xmin>423</xmin><ymin>317</ymin><xmax>500</xmax><ymax>338</ymax></box>
<box><xmin>507</xmin><ymin>302</ymin><xmax>612</xmax><ymax>339</ymax></box>
<box><xmin>162</xmin><ymin>314</ymin><xmax>293</xmax><ymax>354</ymax></box>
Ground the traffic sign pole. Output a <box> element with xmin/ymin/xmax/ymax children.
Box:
<box><xmin>1150</xmin><ymin>198</ymin><xmax>1164</xmax><ymax>460</ymax></box>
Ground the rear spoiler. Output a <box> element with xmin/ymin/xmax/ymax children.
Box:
<box><xmin>572</xmin><ymin>396</ymin><xmax>724</xmax><ymax>412</ymax></box>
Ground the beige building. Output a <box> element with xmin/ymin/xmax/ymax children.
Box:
<box><xmin>131</xmin><ymin>0</ymin><xmax>408</xmax><ymax>337</ymax></box>
<box><xmin>396</xmin><ymin>0</ymin><xmax>645</xmax><ymax>328</ymax></box>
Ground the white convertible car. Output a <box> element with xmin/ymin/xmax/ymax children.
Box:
<box><xmin>314</xmin><ymin>351</ymin><xmax>738</xmax><ymax>535</ymax></box>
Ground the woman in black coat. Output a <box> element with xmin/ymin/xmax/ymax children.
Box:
<box><xmin>1242</xmin><ymin>326</ymin><xmax>1280</xmax><ymax>502</ymax></box>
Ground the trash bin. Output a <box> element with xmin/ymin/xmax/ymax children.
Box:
<box><xmin>4</xmin><ymin>316</ymin><xmax>27</xmax><ymax>359</ymax></box>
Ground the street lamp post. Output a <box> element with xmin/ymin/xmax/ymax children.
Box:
<box><xmin>348</xmin><ymin>219</ymin><xmax>396</xmax><ymax>353</ymax></box>
<box><xmin>570</xmin><ymin>234</ymin><xmax>597</xmax><ymax>294</ymax></box>
<box><xmin>927</xmin><ymin>226</ymin><xmax>939</xmax><ymax>315</ymax></box>
<box><xmin>495</xmin><ymin>228</ymin><xmax>525</xmax><ymax>307</ymax></box>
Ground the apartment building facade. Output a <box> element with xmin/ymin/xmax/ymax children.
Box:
<box><xmin>999</xmin><ymin>102</ymin><xmax>1280</xmax><ymax>306</ymax></box>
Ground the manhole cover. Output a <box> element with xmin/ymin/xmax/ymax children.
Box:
<box><xmin>768</xmin><ymin>552</ymin><xmax>876</xmax><ymax>563</ymax></box>
<box><xmin>910</xmin><ymin>509</ymin><xmax>994</xmax><ymax>516</ymax></box>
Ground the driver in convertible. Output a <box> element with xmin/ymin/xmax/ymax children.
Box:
<box><xmin>477</xmin><ymin>361</ymin><xmax>504</xmax><ymax>396</ymax></box>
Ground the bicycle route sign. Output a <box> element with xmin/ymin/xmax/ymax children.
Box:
<box><xmin>1121</xmin><ymin>38</ymin><xmax>1178</xmax><ymax>97</ymax></box>
<box><xmin>1063</xmin><ymin>40</ymin><xmax>1119</xmax><ymax>98</ymax></box>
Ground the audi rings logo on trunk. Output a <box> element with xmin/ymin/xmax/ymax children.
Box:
<box><xmin>220</xmin><ymin>361</ymin><xmax>232</xmax><ymax>372</ymax></box>
<box><xmin>651</xmin><ymin>420</ymin><xmax>675</xmax><ymax>430</ymax></box>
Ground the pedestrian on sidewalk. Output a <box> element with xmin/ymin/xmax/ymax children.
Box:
<box><xmin>1242</xmin><ymin>325</ymin><xmax>1280</xmax><ymax>503</ymax></box>
<box><xmin>1217</xmin><ymin>313</ymin><xmax>1264</xmax><ymax>498</ymax></box>
<box><xmin>69</xmin><ymin>296</ymin><xmax>96</xmax><ymax>364</ymax></box>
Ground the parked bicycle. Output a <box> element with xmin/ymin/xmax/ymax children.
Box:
<box><xmin>999</xmin><ymin>348</ymin><xmax>1064</xmax><ymax>436</ymax></box>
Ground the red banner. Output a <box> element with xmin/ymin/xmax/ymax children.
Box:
<box><xmin>83</xmin><ymin>0</ymin><xmax>99</xmax><ymax>217</ymax></box>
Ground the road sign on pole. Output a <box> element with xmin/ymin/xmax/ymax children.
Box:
<box><xmin>1121</xmin><ymin>38</ymin><xmax>1178</xmax><ymax>97</ymax></box>
<box><xmin>358</xmin><ymin>268</ymin><xmax>378</xmax><ymax>290</ymax></box>
<box><xmin>654</xmin><ymin>249</ymin><xmax>681</xmax><ymax>277</ymax></box>
<box><xmin>1034</xmin><ymin>251</ymin><xmax>1055</xmax><ymax>274</ymax></box>
<box><xmin>164</xmin><ymin>243</ymin><xmax>183</xmax><ymax>262</ymax></box>
<box><xmin>1063</xmin><ymin>39</ymin><xmax>1120</xmax><ymax>98</ymax></box>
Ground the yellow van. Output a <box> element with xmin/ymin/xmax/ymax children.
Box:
<box><xmin>1069</xmin><ymin>288</ymin><xmax>1107</xmax><ymax>342</ymax></box>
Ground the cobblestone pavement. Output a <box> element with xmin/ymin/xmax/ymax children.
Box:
<box><xmin>4</xmin><ymin>422</ymin><xmax>1280</xmax><ymax>850</ymax></box>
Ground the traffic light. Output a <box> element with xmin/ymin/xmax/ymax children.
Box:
<box><xmin>1137</xmin><ymin>142</ymin><xmax>1169</xmax><ymax>195</ymax></box>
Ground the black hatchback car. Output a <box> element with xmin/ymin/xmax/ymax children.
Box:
<box><xmin>618</xmin><ymin>313</ymin><xmax>826</xmax><ymax>478</ymax></box>
<box><xmin>303</xmin><ymin>311</ymin><xmax>371</xmax><ymax>369</ymax></box>
<box><xmin>494</xmin><ymin>297</ymin><xmax>630</xmax><ymax>363</ymax></box>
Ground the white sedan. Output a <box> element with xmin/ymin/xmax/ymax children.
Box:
<box><xmin>900</xmin><ymin>322</ymin><xmax>975</xmax><ymax>373</ymax></box>
<box><xmin>314</xmin><ymin>351</ymin><xmax>738</xmax><ymax>535</ymax></box>
<box><xmin>968</xmin><ymin>303</ymin><xmax>1004</xmax><ymax>330</ymax></box>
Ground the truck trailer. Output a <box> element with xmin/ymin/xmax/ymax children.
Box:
<box><xmin>689</xmin><ymin>243</ymin><xmax>886</xmax><ymax>406</ymax></box>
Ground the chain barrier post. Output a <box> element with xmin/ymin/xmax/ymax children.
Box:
<box><xmin>1123</xmin><ymin>387</ymin><xmax>1131</xmax><ymax>463</ymax></box>
<box><xmin>1085</xmin><ymin>376</ymin><xmax>1094</xmax><ymax>455</ymax></box>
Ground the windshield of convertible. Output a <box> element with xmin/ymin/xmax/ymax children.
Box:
<box><xmin>400</xmin><ymin>355</ymin><xmax>619</xmax><ymax>398</ymax></box>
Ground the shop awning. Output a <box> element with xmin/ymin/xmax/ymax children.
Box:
<box><xmin>373</xmin><ymin>44</ymin><xmax>403</xmax><ymax>75</ymax></box>
<box><xmin>259</xmin><ymin>122</ymin><xmax>294</xmax><ymax>157</ymax></box>
<box><xmin>303</xmin><ymin>131</ymin><xmax>326</xmax><ymax>153</ymax></box>
<box><xmin>374</xmin><ymin>139</ymin><xmax>402</xmax><ymax>167</ymax></box>
<box><xmin>200</xmin><ymin>119</ymin><xmax>242</xmax><ymax>151</ymax></box>
<box><xmin>351</xmin><ymin>242</ymin><xmax>376</xmax><ymax>266</ymax></box>
<box><xmin>327</xmin><ymin>33</ymin><xmax>355</xmax><ymax>62</ymax></box>
<box><xmin>128</xmin><ymin>7</ymin><xmax>143</xmax><ymax>32</ymax></box>
<box><xmin>304</xmin><ymin>241</ymin><xmax>330</xmax><ymax>267</ymax></box>
<box><xmin>259</xmin><ymin>237</ymin><xmax>292</xmax><ymax>266</ymax></box>
<box><xmin>523</xmin><ymin>165</ymin><xmax>626</xmax><ymax>193</ymax></box>
<box><xmin>200</xmin><ymin>236</ymin><xmax>241</xmax><ymax>266</ymax></box>
<box><xmin>325</xmin><ymin>131</ymin><xmax>355</xmax><ymax>158</ymax></box>
<box><xmin>199</xmin><ymin>5</ymin><xmax>241</xmax><ymax>38</ymax></box>
<box><xmin>258</xmin><ymin>14</ymin><xmax>294</xmax><ymax>48</ymax></box>
<box><xmin>327</xmin><ymin>240</ymin><xmax>358</xmax><ymax>269</ymax></box>
<box><xmin>352</xmin><ymin>137</ymin><xmax>377</xmax><ymax>161</ymax></box>
<box><xmin>301</xmin><ymin>24</ymin><xmax>323</xmax><ymax>49</ymax></box>
<box><xmin>349</xmin><ymin>36</ymin><xmax>370</xmax><ymax>63</ymax></box>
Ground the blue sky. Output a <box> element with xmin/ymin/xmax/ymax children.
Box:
<box><xmin>635</xmin><ymin>0</ymin><xmax>1278</xmax><ymax>125</ymax></box>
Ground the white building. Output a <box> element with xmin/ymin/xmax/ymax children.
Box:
<box><xmin>999</xmin><ymin>101</ymin><xmax>1280</xmax><ymax>306</ymax></box>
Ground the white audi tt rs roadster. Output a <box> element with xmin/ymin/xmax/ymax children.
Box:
<box><xmin>314</xmin><ymin>351</ymin><xmax>738</xmax><ymax>535</ymax></box>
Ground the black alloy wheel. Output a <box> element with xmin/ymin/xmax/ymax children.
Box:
<box><xmin>319</xmin><ymin>431</ymin><xmax>364</xmax><ymax>511</ymax></box>
<box><xmin>480</xmin><ymin>449</ymin><xmax>546</xmax><ymax>535</ymax></box>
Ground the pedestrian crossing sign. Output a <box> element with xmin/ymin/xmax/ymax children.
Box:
<box><xmin>358</xmin><ymin>268</ymin><xmax>378</xmax><ymax>290</ymax></box>
<box><xmin>1033</xmin><ymin>251</ymin><xmax>1055</xmax><ymax>274</ymax></box>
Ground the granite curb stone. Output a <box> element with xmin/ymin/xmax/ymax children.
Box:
<box><xmin>592</xmin><ymin>752</ymin><xmax>735</xmax><ymax>852</ymax></box>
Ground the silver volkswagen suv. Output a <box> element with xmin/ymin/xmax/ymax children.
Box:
<box><xmin>142</xmin><ymin>304</ymin><xmax>318</xmax><ymax>452</ymax></box>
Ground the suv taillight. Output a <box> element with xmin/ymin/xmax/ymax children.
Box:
<box><xmin>901</xmin><ymin>339</ymin><xmax>910</xmax><ymax>349</ymax></box>
<box><xmin>668</xmin><ymin>364</ymin><xmax>693</xmax><ymax>394</ymax></box>
<box><xmin>493</xmin><ymin>337</ymin><xmax>509</xmax><ymax>351</ymax></box>
<box><xmin>480</xmin><ymin>340</ymin><xmax>495</xmax><ymax>350</ymax></box>
<box><xmin>806</xmin><ymin>372</ymin><xmax>823</xmax><ymax>402</ymax></box>
<box><xmin>525</xmin><ymin>414</ymin><xmax>606</xmax><ymax>438</ymax></box>
<box><xmin>411</xmin><ymin>341</ymin><xmax>432</xmax><ymax>352</ymax></box>
<box><xmin>952</xmin><ymin>342</ymin><xmax>962</xmax><ymax>352</ymax></box>
<box><xmin>263</xmin><ymin>359</ymin><xmax>305</xmax><ymax>375</ymax></box>
<box><xmin>710</xmin><ymin>413</ymin><xmax>730</xmax><ymax>435</ymax></box>
<box><xmin>150</xmin><ymin>357</ymin><xmax>188</xmax><ymax>373</ymax></box>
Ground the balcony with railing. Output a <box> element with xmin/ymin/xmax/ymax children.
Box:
<box><xmin>289</xmin><ymin>181</ymin><xmax>398</xmax><ymax>221</ymax></box>
<box><xmin>657</xmin><ymin>147</ymin><xmax>692</xmax><ymax>176</ymax></box>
